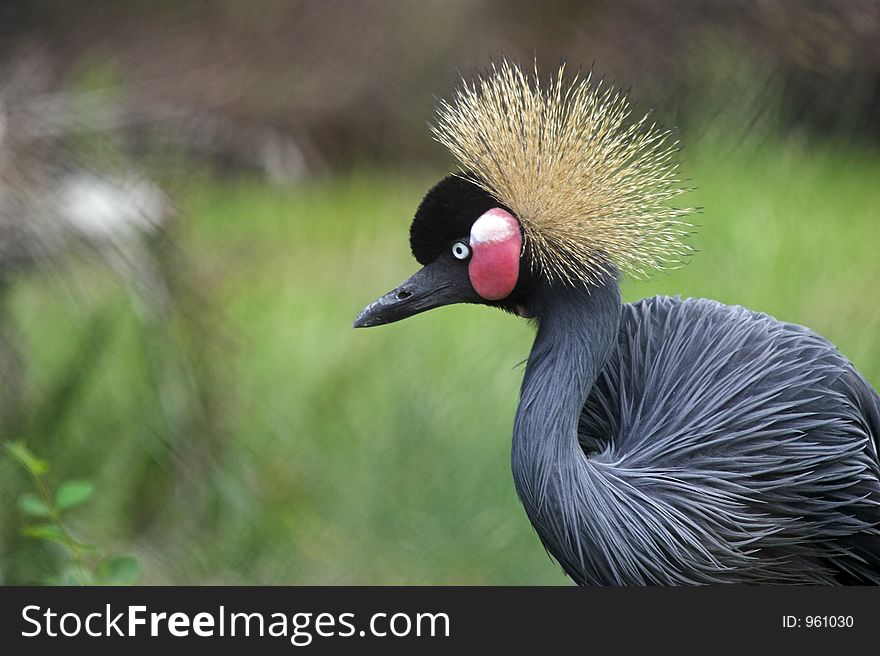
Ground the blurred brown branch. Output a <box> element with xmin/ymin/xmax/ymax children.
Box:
<box><xmin>1</xmin><ymin>0</ymin><xmax>877</xmax><ymax>169</ymax></box>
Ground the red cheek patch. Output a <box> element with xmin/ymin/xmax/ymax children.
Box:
<box><xmin>468</xmin><ymin>208</ymin><xmax>522</xmax><ymax>301</ymax></box>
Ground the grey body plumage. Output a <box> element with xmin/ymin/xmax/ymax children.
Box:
<box><xmin>515</xmin><ymin>276</ymin><xmax>880</xmax><ymax>584</ymax></box>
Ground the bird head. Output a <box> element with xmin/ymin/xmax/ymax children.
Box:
<box><xmin>354</xmin><ymin>60</ymin><xmax>692</xmax><ymax>328</ymax></box>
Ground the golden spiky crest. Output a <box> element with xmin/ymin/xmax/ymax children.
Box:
<box><xmin>431</xmin><ymin>60</ymin><xmax>694</xmax><ymax>286</ymax></box>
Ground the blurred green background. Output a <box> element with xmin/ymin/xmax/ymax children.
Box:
<box><xmin>1</xmin><ymin>1</ymin><xmax>879</xmax><ymax>584</ymax></box>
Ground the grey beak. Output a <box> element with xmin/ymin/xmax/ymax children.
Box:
<box><xmin>353</xmin><ymin>259</ymin><xmax>477</xmax><ymax>328</ymax></box>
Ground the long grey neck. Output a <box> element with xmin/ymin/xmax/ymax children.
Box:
<box><xmin>511</xmin><ymin>273</ymin><xmax>622</xmax><ymax>575</ymax></box>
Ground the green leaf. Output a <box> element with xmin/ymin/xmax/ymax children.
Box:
<box><xmin>96</xmin><ymin>556</ymin><xmax>140</xmax><ymax>585</ymax></box>
<box><xmin>21</xmin><ymin>524</ymin><xmax>95</xmax><ymax>552</ymax></box>
<box><xmin>2</xmin><ymin>441</ymin><xmax>49</xmax><ymax>476</ymax></box>
<box><xmin>22</xmin><ymin>523</ymin><xmax>70</xmax><ymax>546</ymax></box>
<box><xmin>55</xmin><ymin>480</ymin><xmax>95</xmax><ymax>511</ymax></box>
<box><xmin>17</xmin><ymin>493</ymin><xmax>52</xmax><ymax>518</ymax></box>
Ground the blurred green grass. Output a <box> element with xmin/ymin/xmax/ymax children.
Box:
<box><xmin>2</xmin><ymin>130</ymin><xmax>879</xmax><ymax>584</ymax></box>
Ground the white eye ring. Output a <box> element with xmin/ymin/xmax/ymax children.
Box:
<box><xmin>451</xmin><ymin>241</ymin><xmax>471</xmax><ymax>261</ymax></box>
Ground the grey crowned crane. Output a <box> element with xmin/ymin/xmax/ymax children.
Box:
<box><xmin>354</xmin><ymin>62</ymin><xmax>880</xmax><ymax>585</ymax></box>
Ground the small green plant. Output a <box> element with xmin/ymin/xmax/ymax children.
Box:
<box><xmin>2</xmin><ymin>441</ymin><xmax>140</xmax><ymax>585</ymax></box>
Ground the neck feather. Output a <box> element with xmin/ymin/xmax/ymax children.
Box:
<box><xmin>511</xmin><ymin>273</ymin><xmax>621</xmax><ymax>581</ymax></box>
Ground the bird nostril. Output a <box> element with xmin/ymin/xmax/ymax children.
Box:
<box><xmin>396</xmin><ymin>290</ymin><xmax>412</xmax><ymax>300</ymax></box>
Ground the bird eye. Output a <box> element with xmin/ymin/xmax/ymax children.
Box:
<box><xmin>451</xmin><ymin>241</ymin><xmax>471</xmax><ymax>261</ymax></box>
